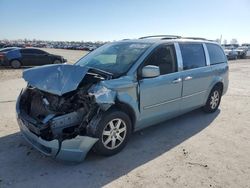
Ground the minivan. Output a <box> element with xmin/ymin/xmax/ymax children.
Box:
<box><xmin>16</xmin><ymin>35</ymin><xmax>229</xmax><ymax>162</ymax></box>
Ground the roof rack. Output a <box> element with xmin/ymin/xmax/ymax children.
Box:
<box><xmin>139</xmin><ymin>35</ymin><xmax>181</xmax><ymax>40</ymax></box>
<box><xmin>139</xmin><ymin>35</ymin><xmax>212</xmax><ymax>41</ymax></box>
<box><xmin>181</xmin><ymin>37</ymin><xmax>208</xmax><ymax>40</ymax></box>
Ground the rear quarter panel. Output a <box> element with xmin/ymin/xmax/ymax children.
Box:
<box><xmin>6</xmin><ymin>50</ymin><xmax>22</xmax><ymax>63</ymax></box>
<box><xmin>205</xmin><ymin>62</ymin><xmax>229</xmax><ymax>99</ymax></box>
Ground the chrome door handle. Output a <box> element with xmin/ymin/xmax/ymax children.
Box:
<box><xmin>172</xmin><ymin>78</ymin><xmax>182</xmax><ymax>84</ymax></box>
<box><xmin>184</xmin><ymin>76</ymin><xmax>193</xmax><ymax>81</ymax></box>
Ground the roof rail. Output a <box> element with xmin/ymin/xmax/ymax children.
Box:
<box><xmin>139</xmin><ymin>35</ymin><xmax>181</xmax><ymax>40</ymax></box>
<box><xmin>181</xmin><ymin>37</ymin><xmax>208</xmax><ymax>40</ymax></box>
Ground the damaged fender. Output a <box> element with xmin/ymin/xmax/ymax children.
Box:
<box><xmin>88</xmin><ymin>84</ymin><xmax>116</xmax><ymax>111</ymax></box>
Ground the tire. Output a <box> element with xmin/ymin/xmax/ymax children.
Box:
<box><xmin>10</xmin><ymin>60</ymin><xmax>21</xmax><ymax>69</ymax></box>
<box><xmin>202</xmin><ymin>86</ymin><xmax>222</xmax><ymax>113</ymax></box>
<box><xmin>92</xmin><ymin>109</ymin><xmax>132</xmax><ymax>156</ymax></box>
<box><xmin>53</xmin><ymin>59</ymin><xmax>61</xmax><ymax>64</ymax></box>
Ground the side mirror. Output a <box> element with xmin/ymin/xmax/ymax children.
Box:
<box><xmin>141</xmin><ymin>65</ymin><xmax>160</xmax><ymax>78</ymax></box>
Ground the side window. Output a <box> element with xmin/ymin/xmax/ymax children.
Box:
<box><xmin>33</xmin><ymin>49</ymin><xmax>46</xmax><ymax>54</ymax></box>
<box><xmin>206</xmin><ymin>43</ymin><xmax>226</xmax><ymax>65</ymax></box>
<box><xmin>20</xmin><ymin>49</ymin><xmax>46</xmax><ymax>54</ymax></box>
<box><xmin>20</xmin><ymin>49</ymin><xmax>32</xmax><ymax>54</ymax></box>
<box><xmin>142</xmin><ymin>45</ymin><xmax>177</xmax><ymax>75</ymax></box>
<box><xmin>179</xmin><ymin>43</ymin><xmax>206</xmax><ymax>70</ymax></box>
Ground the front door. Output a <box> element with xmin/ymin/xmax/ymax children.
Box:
<box><xmin>138</xmin><ymin>44</ymin><xmax>182</xmax><ymax>128</ymax></box>
<box><xmin>31</xmin><ymin>49</ymin><xmax>50</xmax><ymax>65</ymax></box>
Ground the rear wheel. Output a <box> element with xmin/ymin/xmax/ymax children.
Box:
<box><xmin>203</xmin><ymin>86</ymin><xmax>222</xmax><ymax>113</ymax></box>
<box><xmin>10</xmin><ymin>60</ymin><xmax>21</xmax><ymax>69</ymax></box>
<box><xmin>92</xmin><ymin>109</ymin><xmax>132</xmax><ymax>156</ymax></box>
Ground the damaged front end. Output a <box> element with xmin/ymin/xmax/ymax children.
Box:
<box><xmin>16</xmin><ymin>64</ymin><xmax>116</xmax><ymax>162</ymax></box>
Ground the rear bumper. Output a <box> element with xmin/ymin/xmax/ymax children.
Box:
<box><xmin>16</xmin><ymin>90</ymin><xmax>98</xmax><ymax>162</ymax></box>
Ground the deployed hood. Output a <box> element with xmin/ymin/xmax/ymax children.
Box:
<box><xmin>23</xmin><ymin>64</ymin><xmax>89</xmax><ymax>96</ymax></box>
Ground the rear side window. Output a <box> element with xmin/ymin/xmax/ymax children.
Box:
<box><xmin>206</xmin><ymin>43</ymin><xmax>226</xmax><ymax>65</ymax></box>
<box><xmin>179</xmin><ymin>43</ymin><xmax>206</xmax><ymax>70</ymax></box>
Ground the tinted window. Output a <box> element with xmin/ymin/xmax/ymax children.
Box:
<box><xmin>21</xmin><ymin>49</ymin><xmax>46</xmax><ymax>54</ymax></box>
<box><xmin>180</xmin><ymin>43</ymin><xmax>206</xmax><ymax>70</ymax></box>
<box><xmin>21</xmin><ymin>49</ymin><xmax>34</xmax><ymax>54</ymax></box>
<box><xmin>206</xmin><ymin>43</ymin><xmax>226</xmax><ymax>65</ymax></box>
<box><xmin>34</xmin><ymin>49</ymin><xmax>46</xmax><ymax>54</ymax></box>
<box><xmin>142</xmin><ymin>45</ymin><xmax>177</xmax><ymax>75</ymax></box>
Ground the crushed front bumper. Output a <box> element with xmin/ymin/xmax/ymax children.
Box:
<box><xmin>16</xmin><ymin>91</ymin><xmax>98</xmax><ymax>162</ymax></box>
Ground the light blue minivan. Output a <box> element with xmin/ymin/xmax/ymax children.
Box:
<box><xmin>16</xmin><ymin>35</ymin><xmax>229</xmax><ymax>162</ymax></box>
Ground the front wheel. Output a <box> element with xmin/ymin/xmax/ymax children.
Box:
<box><xmin>53</xmin><ymin>59</ymin><xmax>61</xmax><ymax>64</ymax></box>
<box><xmin>92</xmin><ymin>109</ymin><xmax>132</xmax><ymax>156</ymax></box>
<box><xmin>202</xmin><ymin>86</ymin><xmax>222</xmax><ymax>113</ymax></box>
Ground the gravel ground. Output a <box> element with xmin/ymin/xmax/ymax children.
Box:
<box><xmin>0</xmin><ymin>49</ymin><xmax>250</xmax><ymax>188</ymax></box>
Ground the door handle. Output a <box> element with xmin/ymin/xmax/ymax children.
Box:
<box><xmin>184</xmin><ymin>76</ymin><xmax>193</xmax><ymax>81</ymax></box>
<box><xmin>172</xmin><ymin>78</ymin><xmax>182</xmax><ymax>84</ymax></box>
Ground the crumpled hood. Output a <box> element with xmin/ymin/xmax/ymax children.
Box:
<box><xmin>23</xmin><ymin>64</ymin><xmax>89</xmax><ymax>96</ymax></box>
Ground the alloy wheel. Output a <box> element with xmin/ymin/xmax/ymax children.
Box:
<box><xmin>101</xmin><ymin>118</ymin><xmax>127</xmax><ymax>150</ymax></box>
<box><xmin>210</xmin><ymin>90</ymin><xmax>220</xmax><ymax>109</ymax></box>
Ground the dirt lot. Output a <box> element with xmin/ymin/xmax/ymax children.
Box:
<box><xmin>0</xmin><ymin>49</ymin><xmax>250</xmax><ymax>188</ymax></box>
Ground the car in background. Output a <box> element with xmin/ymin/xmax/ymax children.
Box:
<box><xmin>223</xmin><ymin>46</ymin><xmax>238</xmax><ymax>60</ymax></box>
<box><xmin>235</xmin><ymin>46</ymin><xmax>248</xmax><ymax>59</ymax></box>
<box><xmin>242</xmin><ymin>43</ymin><xmax>250</xmax><ymax>58</ymax></box>
<box><xmin>242</xmin><ymin>43</ymin><xmax>250</xmax><ymax>49</ymax></box>
<box><xmin>0</xmin><ymin>48</ymin><xmax>66</xmax><ymax>68</ymax></box>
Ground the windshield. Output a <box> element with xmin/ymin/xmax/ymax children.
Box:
<box><xmin>75</xmin><ymin>42</ymin><xmax>151</xmax><ymax>77</ymax></box>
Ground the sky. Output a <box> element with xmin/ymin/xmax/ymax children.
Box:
<box><xmin>0</xmin><ymin>0</ymin><xmax>250</xmax><ymax>43</ymax></box>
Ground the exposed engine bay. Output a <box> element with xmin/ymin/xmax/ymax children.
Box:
<box><xmin>19</xmin><ymin>69</ymin><xmax>115</xmax><ymax>142</ymax></box>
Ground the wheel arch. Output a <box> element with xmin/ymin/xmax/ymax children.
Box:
<box><xmin>204</xmin><ymin>78</ymin><xmax>224</xmax><ymax>105</ymax></box>
<box><xmin>213</xmin><ymin>82</ymin><xmax>224</xmax><ymax>93</ymax></box>
<box><xmin>112</xmin><ymin>101</ymin><xmax>136</xmax><ymax>132</ymax></box>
